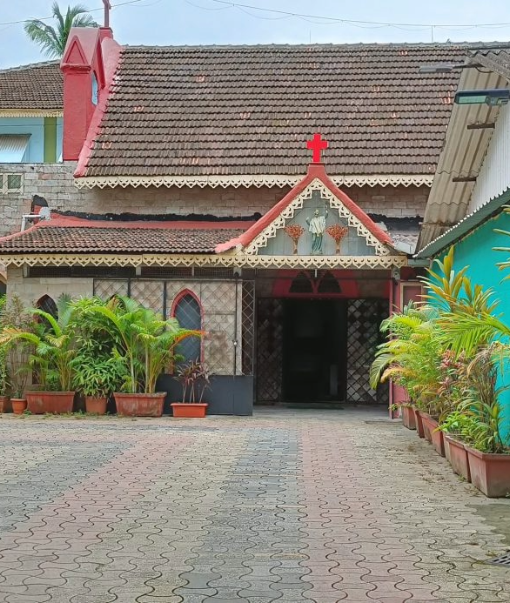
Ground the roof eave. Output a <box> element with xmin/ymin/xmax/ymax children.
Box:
<box><xmin>416</xmin><ymin>186</ymin><xmax>510</xmax><ymax>258</ymax></box>
<box><xmin>417</xmin><ymin>66</ymin><xmax>507</xmax><ymax>251</ymax></box>
<box><xmin>73</xmin><ymin>173</ymin><xmax>434</xmax><ymax>190</ymax></box>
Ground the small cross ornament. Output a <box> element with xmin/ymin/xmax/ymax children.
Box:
<box><xmin>307</xmin><ymin>133</ymin><xmax>329</xmax><ymax>163</ymax></box>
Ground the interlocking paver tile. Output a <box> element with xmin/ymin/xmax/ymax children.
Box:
<box><xmin>0</xmin><ymin>410</ymin><xmax>509</xmax><ymax>603</ymax></box>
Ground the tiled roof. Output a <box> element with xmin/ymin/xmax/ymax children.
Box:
<box><xmin>0</xmin><ymin>216</ymin><xmax>252</xmax><ymax>254</ymax></box>
<box><xmin>81</xmin><ymin>43</ymin><xmax>471</xmax><ymax>179</ymax></box>
<box><xmin>0</xmin><ymin>61</ymin><xmax>63</xmax><ymax>110</ymax></box>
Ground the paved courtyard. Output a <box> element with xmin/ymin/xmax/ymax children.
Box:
<box><xmin>0</xmin><ymin>408</ymin><xmax>509</xmax><ymax>603</ymax></box>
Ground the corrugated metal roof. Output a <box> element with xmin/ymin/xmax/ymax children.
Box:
<box><xmin>417</xmin><ymin>48</ymin><xmax>510</xmax><ymax>251</ymax></box>
<box><xmin>0</xmin><ymin>134</ymin><xmax>30</xmax><ymax>162</ymax></box>
<box><xmin>417</xmin><ymin>68</ymin><xmax>505</xmax><ymax>250</ymax></box>
<box><xmin>416</xmin><ymin>186</ymin><xmax>510</xmax><ymax>258</ymax></box>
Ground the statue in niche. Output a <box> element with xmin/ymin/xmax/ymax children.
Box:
<box><xmin>306</xmin><ymin>208</ymin><xmax>328</xmax><ymax>254</ymax></box>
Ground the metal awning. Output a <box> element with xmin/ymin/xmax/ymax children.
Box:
<box><xmin>0</xmin><ymin>134</ymin><xmax>30</xmax><ymax>162</ymax></box>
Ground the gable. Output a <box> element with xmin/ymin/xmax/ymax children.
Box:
<box><xmin>248</xmin><ymin>182</ymin><xmax>389</xmax><ymax>257</ymax></box>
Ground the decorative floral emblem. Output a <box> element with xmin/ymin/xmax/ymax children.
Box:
<box><xmin>284</xmin><ymin>224</ymin><xmax>305</xmax><ymax>255</ymax></box>
<box><xmin>326</xmin><ymin>224</ymin><xmax>349</xmax><ymax>255</ymax></box>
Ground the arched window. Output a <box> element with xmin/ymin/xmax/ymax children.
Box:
<box><xmin>91</xmin><ymin>73</ymin><xmax>99</xmax><ymax>105</ymax></box>
<box><xmin>36</xmin><ymin>295</ymin><xmax>58</xmax><ymax>319</ymax></box>
<box><xmin>289</xmin><ymin>271</ymin><xmax>313</xmax><ymax>294</ymax></box>
<box><xmin>317</xmin><ymin>272</ymin><xmax>341</xmax><ymax>294</ymax></box>
<box><xmin>172</xmin><ymin>291</ymin><xmax>202</xmax><ymax>364</ymax></box>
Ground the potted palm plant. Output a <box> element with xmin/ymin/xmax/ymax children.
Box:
<box><xmin>0</xmin><ymin>295</ymin><xmax>35</xmax><ymax>414</ymax></box>
<box><xmin>27</xmin><ymin>296</ymin><xmax>76</xmax><ymax>414</ymax></box>
<box><xmin>0</xmin><ymin>348</ymin><xmax>10</xmax><ymax>413</ymax></box>
<box><xmin>172</xmin><ymin>361</ymin><xmax>210</xmax><ymax>418</ymax></box>
<box><xmin>0</xmin><ymin>295</ymin><xmax>10</xmax><ymax>413</ymax></box>
<box><xmin>449</xmin><ymin>346</ymin><xmax>509</xmax><ymax>497</ymax></box>
<box><xmin>71</xmin><ymin>351</ymin><xmax>126</xmax><ymax>415</ymax></box>
<box><xmin>370</xmin><ymin>303</ymin><xmax>442</xmax><ymax>442</ymax></box>
<box><xmin>86</xmin><ymin>296</ymin><xmax>201</xmax><ymax>417</ymax></box>
<box><xmin>438</xmin><ymin>411</ymin><xmax>476</xmax><ymax>482</ymax></box>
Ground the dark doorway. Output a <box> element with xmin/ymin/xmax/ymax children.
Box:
<box><xmin>282</xmin><ymin>299</ymin><xmax>347</xmax><ymax>402</ymax></box>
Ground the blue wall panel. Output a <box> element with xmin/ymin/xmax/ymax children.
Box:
<box><xmin>0</xmin><ymin>117</ymin><xmax>45</xmax><ymax>162</ymax></box>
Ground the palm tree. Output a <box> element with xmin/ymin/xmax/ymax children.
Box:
<box><xmin>24</xmin><ymin>2</ymin><xmax>99</xmax><ymax>59</ymax></box>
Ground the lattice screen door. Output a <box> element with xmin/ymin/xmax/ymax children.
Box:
<box><xmin>346</xmin><ymin>299</ymin><xmax>389</xmax><ymax>404</ymax></box>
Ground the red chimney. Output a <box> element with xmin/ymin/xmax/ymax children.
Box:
<box><xmin>60</xmin><ymin>28</ymin><xmax>106</xmax><ymax>161</ymax></box>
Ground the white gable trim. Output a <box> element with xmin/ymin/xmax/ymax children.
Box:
<box><xmin>245</xmin><ymin>178</ymin><xmax>390</xmax><ymax>256</ymax></box>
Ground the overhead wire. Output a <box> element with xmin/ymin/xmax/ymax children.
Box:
<box><xmin>187</xmin><ymin>0</ymin><xmax>510</xmax><ymax>32</ymax></box>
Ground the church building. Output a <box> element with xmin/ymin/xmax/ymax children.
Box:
<box><xmin>0</xmin><ymin>22</ymin><xmax>470</xmax><ymax>413</ymax></box>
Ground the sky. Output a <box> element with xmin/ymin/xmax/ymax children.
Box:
<box><xmin>1</xmin><ymin>0</ymin><xmax>510</xmax><ymax>69</ymax></box>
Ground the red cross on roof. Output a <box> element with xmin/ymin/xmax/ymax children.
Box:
<box><xmin>307</xmin><ymin>133</ymin><xmax>329</xmax><ymax>163</ymax></box>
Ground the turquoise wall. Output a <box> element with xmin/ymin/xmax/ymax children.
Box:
<box><xmin>440</xmin><ymin>210</ymin><xmax>510</xmax><ymax>440</ymax></box>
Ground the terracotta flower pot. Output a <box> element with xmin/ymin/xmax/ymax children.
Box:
<box><xmin>26</xmin><ymin>392</ymin><xmax>75</xmax><ymax>415</ymax></box>
<box><xmin>401</xmin><ymin>405</ymin><xmax>416</xmax><ymax>430</ymax></box>
<box><xmin>85</xmin><ymin>396</ymin><xmax>107</xmax><ymax>415</ymax></box>
<box><xmin>466</xmin><ymin>446</ymin><xmax>510</xmax><ymax>498</ymax></box>
<box><xmin>114</xmin><ymin>393</ymin><xmax>165</xmax><ymax>417</ymax></box>
<box><xmin>171</xmin><ymin>403</ymin><xmax>208</xmax><ymax>418</ymax></box>
<box><xmin>444</xmin><ymin>435</ymin><xmax>471</xmax><ymax>482</ymax></box>
<box><xmin>414</xmin><ymin>409</ymin><xmax>425</xmax><ymax>438</ymax></box>
<box><xmin>420</xmin><ymin>413</ymin><xmax>445</xmax><ymax>456</ymax></box>
<box><xmin>11</xmin><ymin>398</ymin><xmax>27</xmax><ymax>415</ymax></box>
<box><xmin>420</xmin><ymin>412</ymin><xmax>435</xmax><ymax>443</ymax></box>
<box><xmin>0</xmin><ymin>395</ymin><xmax>11</xmax><ymax>413</ymax></box>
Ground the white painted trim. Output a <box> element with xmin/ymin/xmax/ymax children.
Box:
<box><xmin>245</xmin><ymin>178</ymin><xmax>390</xmax><ymax>257</ymax></box>
<box><xmin>73</xmin><ymin>174</ymin><xmax>434</xmax><ymax>190</ymax></box>
<box><xmin>2</xmin><ymin>253</ymin><xmax>407</xmax><ymax>270</ymax></box>
<box><xmin>0</xmin><ymin>110</ymin><xmax>63</xmax><ymax>117</ymax></box>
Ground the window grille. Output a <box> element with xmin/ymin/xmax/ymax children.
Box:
<box><xmin>36</xmin><ymin>295</ymin><xmax>58</xmax><ymax>319</ymax></box>
<box><xmin>0</xmin><ymin>173</ymin><xmax>23</xmax><ymax>194</ymax></box>
<box><xmin>173</xmin><ymin>293</ymin><xmax>202</xmax><ymax>364</ymax></box>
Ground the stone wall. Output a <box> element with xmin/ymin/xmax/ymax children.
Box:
<box><xmin>0</xmin><ymin>162</ymin><xmax>429</xmax><ymax>237</ymax></box>
<box><xmin>93</xmin><ymin>278</ymin><xmax>244</xmax><ymax>376</ymax></box>
<box><xmin>7</xmin><ymin>270</ymin><xmax>246</xmax><ymax>377</ymax></box>
<box><xmin>7</xmin><ymin>267</ymin><xmax>94</xmax><ymax>308</ymax></box>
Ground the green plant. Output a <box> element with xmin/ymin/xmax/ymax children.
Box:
<box><xmin>176</xmin><ymin>361</ymin><xmax>210</xmax><ymax>403</ymax></box>
<box><xmin>422</xmin><ymin>246</ymin><xmax>498</xmax><ymax>317</ymax></box>
<box><xmin>370</xmin><ymin>303</ymin><xmax>443</xmax><ymax>413</ymax></box>
<box><xmin>438</xmin><ymin>411</ymin><xmax>480</xmax><ymax>437</ymax></box>
<box><xmin>0</xmin><ymin>296</ymin><xmax>8</xmax><ymax>397</ymax></box>
<box><xmin>422</xmin><ymin>247</ymin><xmax>500</xmax><ymax>355</ymax></box>
<box><xmin>0</xmin><ymin>295</ymin><xmax>37</xmax><ymax>398</ymax></box>
<box><xmin>0</xmin><ymin>348</ymin><xmax>9</xmax><ymax>397</ymax></box>
<box><xmin>24</xmin><ymin>2</ymin><xmax>98</xmax><ymax>58</ymax></box>
<box><xmin>84</xmin><ymin>296</ymin><xmax>201</xmax><ymax>394</ymax></box>
<box><xmin>459</xmin><ymin>346</ymin><xmax>507</xmax><ymax>453</ymax></box>
<box><xmin>0</xmin><ymin>295</ymin><xmax>76</xmax><ymax>392</ymax></box>
<box><xmin>71</xmin><ymin>351</ymin><xmax>126</xmax><ymax>398</ymax></box>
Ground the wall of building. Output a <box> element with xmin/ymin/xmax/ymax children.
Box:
<box><xmin>0</xmin><ymin>117</ymin><xmax>63</xmax><ymax>164</ymax></box>
<box><xmin>6</xmin><ymin>266</ymin><xmax>94</xmax><ymax>308</ymax></box>
<box><xmin>438</xmin><ymin>210</ymin><xmax>510</xmax><ymax>440</ymax></box>
<box><xmin>0</xmin><ymin>161</ymin><xmax>430</xmax><ymax>237</ymax></box>
<box><xmin>468</xmin><ymin>103</ymin><xmax>510</xmax><ymax>215</ymax></box>
<box><xmin>0</xmin><ymin>118</ymin><xmax>44</xmax><ymax>163</ymax></box>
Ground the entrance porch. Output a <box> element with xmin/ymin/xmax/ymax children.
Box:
<box><xmin>255</xmin><ymin>270</ymin><xmax>390</xmax><ymax>406</ymax></box>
